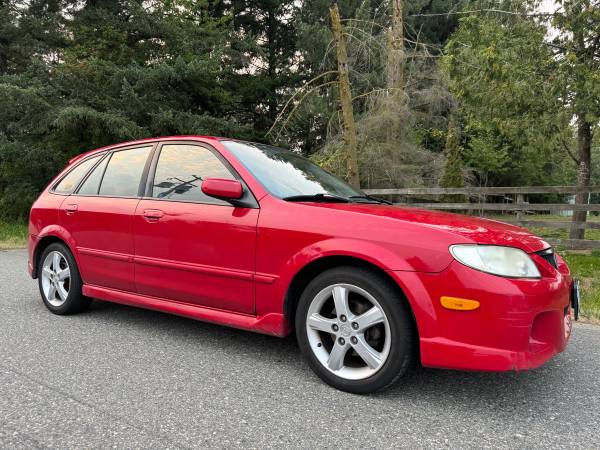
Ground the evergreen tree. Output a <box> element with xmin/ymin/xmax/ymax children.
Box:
<box><xmin>229</xmin><ymin>1</ymin><xmax>300</xmax><ymax>138</ymax></box>
<box><xmin>439</xmin><ymin>116</ymin><xmax>464</xmax><ymax>188</ymax></box>
<box><xmin>0</xmin><ymin>0</ymin><xmax>249</xmax><ymax>219</ymax></box>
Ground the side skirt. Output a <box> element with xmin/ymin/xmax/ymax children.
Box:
<box><xmin>82</xmin><ymin>284</ymin><xmax>291</xmax><ymax>337</ymax></box>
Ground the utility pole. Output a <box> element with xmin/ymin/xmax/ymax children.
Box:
<box><xmin>330</xmin><ymin>3</ymin><xmax>360</xmax><ymax>189</ymax></box>
<box><xmin>387</xmin><ymin>0</ymin><xmax>405</xmax><ymax>93</ymax></box>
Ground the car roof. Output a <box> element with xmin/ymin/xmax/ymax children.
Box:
<box><xmin>68</xmin><ymin>135</ymin><xmax>233</xmax><ymax>165</ymax></box>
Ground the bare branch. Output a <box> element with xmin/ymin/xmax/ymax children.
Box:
<box><xmin>407</xmin><ymin>9</ymin><xmax>554</xmax><ymax>18</ymax></box>
<box><xmin>270</xmin><ymin>81</ymin><xmax>338</xmax><ymax>140</ymax></box>
<box><xmin>266</xmin><ymin>71</ymin><xmax>337</xmax><ymax>137</ymax></box>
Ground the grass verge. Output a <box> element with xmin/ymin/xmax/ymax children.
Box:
<box><xmin>0</xmin><ymin>221</ymin><xmax>28</xmax><ymax>249</ymax></box>
<box><xmin>563</xmin><ymin>252</ymin><xmax>600</xmax><ymax>322</ymax></box>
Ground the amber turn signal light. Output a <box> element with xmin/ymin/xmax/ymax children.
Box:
<box><xmin>440</xmin><ymin>296</ymin><xmax>480</xmax><ymax>311</ymax></box>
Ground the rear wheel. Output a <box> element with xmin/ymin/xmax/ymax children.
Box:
<box><xmin>296</xmin><ymin>266</ymin><xmax>415</xmax><ymax>394</ymax></box>
<box><xmin>38</xmin><ymin>243</ymin><xmax>91</xmax><ymax>314</ymax></box>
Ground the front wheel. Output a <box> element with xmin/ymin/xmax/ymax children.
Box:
<box><xmin>296</xmin><ymin>267</ymin><xmax>415</xmax><ymax>394</ymax></box>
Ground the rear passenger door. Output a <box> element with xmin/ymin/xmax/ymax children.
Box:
<box><xmin>61</xmin><ymin>144</ymin><xmax>153</xmax><ymax>292</ymax></box>
<box><xmin>133</xmin><ymin>141</ymin><xmax>258</xmax><ymax>314</ymax></box>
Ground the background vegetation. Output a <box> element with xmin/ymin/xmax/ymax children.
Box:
<box><xmin>0</xmin><ymin>0</ymin><xmax>598</xmax><ymax>219</ymax></box>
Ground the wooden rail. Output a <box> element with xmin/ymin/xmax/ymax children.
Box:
<box><xmin>394</xmin><ymin>203</ymin><xmax>600</xmax><ymax>212</ymax></box>
<box><xmin>365</xmin><ymin>186</ymin><xmax>600</xmax><ymax>195</ymax></box>
<box><xmin>363</xmin><ymin>186</ymin><xmax>600</xmax><ymax>250</ymax></box>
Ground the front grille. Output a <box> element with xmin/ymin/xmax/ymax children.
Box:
<box><xmin>537</xmin><ymin>248</ymin><xmax>558</xmax><ymax>269</ymax></box>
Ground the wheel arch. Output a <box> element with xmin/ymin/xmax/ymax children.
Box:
<box><xmin>31</xmin><ymin>228</ymin><xmax>77</xmax><ymax>279</ymax></box>
<box><xmin>284</xmin><ymin>255</ymin><xmax>419</xmax><ymax>340</ymax></box>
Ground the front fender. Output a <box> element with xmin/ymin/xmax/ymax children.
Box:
<box><xmin>280</xmin><ymin>238</ymin><xmax>414</xmax><ymax>280</ymax></box>
<box><xmin>277</xmin><ymin>237</ymin><xmax>452</xmax><ymax>287</ymax></box>
<box><xmin>254</xmin><ymin>236</ymin><xmax>448</xmax><ymax>326</ymax></box>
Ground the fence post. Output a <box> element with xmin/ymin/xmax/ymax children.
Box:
<box><xmin>515</xmin><ymin>193</ymin><xmax>524</xmax><ymax>221</ymax></box>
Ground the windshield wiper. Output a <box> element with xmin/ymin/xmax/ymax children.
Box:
<box><xmin>282</xmin><ymin>193</ymin><xmax>350</xmax><ymax>203</ymax></box>
<box><xmin>348</xmin><ymin>195</ymin><xmax>392</xmax><ymax>205</ymax></box>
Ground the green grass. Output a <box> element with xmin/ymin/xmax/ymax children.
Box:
<box><xmin>563</xmin><ymin>251</ymin><xmax>600</xmax><ymax>322</ymax></box>
<box><xmin>528</xmin><ymin>226</ymin><xmax>600</xmax><ymax>241</ymax></box>
<box><xmin>0</xmin><ymin>221</ymin><xmax>28</xmax><ymax>249</ymax></box>
<box><xmin>487</xmin><ymin>214</ymin><xmax>600</xmax><ymax>242</ymax></box>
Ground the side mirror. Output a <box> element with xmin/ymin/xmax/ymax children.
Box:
<box><xmin>201</xmin><ymin>178</ymin><xmax>244</xmax><ymax>201</ymax></box>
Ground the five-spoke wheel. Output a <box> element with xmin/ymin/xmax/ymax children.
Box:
<box><xmin>306</xmin><ymin>283</ymin><xmax>391</xmax><ymax>380</ymax></box>
<box><xmin>296</xmin><ymin>266</ymin><xmax>415</xmax><ymax>394</ymax></box>
<box><xmin>41</xmin><ymin>251</ymin><xmax>71</xmax><ymax>307</ymax></box>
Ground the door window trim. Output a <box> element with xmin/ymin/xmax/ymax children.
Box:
<box><xmin>144</xmin><ymin>140</ymin><xmax>259</xmax><ymax>209</ymax></box>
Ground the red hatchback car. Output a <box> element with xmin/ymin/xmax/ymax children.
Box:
<box><xmin>28</xmin><ymin>136</ymin><xmax>577</xmax><ymax>393</ymax></box>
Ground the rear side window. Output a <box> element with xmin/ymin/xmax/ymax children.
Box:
<box><xmin>77</xmin><ymin>155</ymin><xmax>109</xmax><ymax>195</ymax></box>
<box><xmin>53</xmin><ymin>155</ymin><xmax>102</xmax><ymax>194</ymax></box>
<box><xmin>151</xmin><ymin>144</ymin><xmax>235</xmax><ymax>203</ymax></box>
<box><xmin>98</xmin><ymin>146</ymin><xmax>152</xmax><ymax>197</ymax></box>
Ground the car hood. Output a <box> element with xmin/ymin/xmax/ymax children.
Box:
<box><xmin>313</xmin><ymin>203</ymin><xmax>550</xmax><ymax>253</ymax></box>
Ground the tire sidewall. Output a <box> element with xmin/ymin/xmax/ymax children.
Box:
<box><xmin>296</xmin><ymin>267</ymin><xmax>414</xmax><ymax>394</ymax></box>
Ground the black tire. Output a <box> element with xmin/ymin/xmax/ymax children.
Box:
<box><xmin>37</xmin><ymin>242</ymin><xmax>92</xmax><ymax>315</ymax></box>
<box><xmin>295</xmin><ymin>266</ymin><xmax>415</xmax><ymax>394</ymax></box>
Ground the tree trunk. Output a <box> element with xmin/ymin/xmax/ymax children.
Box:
<box><xmin>266</xmin><ymin>8</ymin><xmax>277</xmax><ymax>123</ymax></box>
<box><xmin>386</xmin><ymin>0</ymin><xmax>405</xmax><ymax>92</ymax></box>
<box><xmin>569</xmin><ymin>116</ymin><xmax>592</xmax><ymax>240</ymax></box>
<box><xmin>330</xmin><ymin>4</ymin><xmax>360</xmax><ymax>188</ymax></box>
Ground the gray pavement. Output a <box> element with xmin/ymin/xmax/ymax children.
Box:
<box><xmin>1</xmin><ymin>249</ymin><xmax>599</xmax><ymax>449</ymax></box>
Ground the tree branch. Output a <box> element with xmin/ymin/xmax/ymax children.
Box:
<box><xmin>266</xmin><ymin>71</ymin><xmax>337</xmax><ymax>137</ymax></box>
<box><xmin>561</xmin><ymin>138</ymin><xmax>580</xmax><ymax>165</ymax></box>
<box><xmin>268</xmin><ymin>81</ymin><xmax>337</xmax><ymax>140</ymax></box>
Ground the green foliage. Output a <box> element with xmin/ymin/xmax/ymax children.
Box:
<box><xmin>443</xmin><ymin>13</ymin><xmax>571</xmax><ymax>186</ymax></box>
<box><xmin>443</xmin><ymin>2</ymin><xmax>600</xmax><ymax>188</ymax></box>
<box><xmin>0</xmin><ymin>0</ymin><xmax>255</xmax><ymax>219</ymax></box>
<box><xmin>0</xmin><ymin>0</ymin><xmax>598</xmax><ymax>219</ymax></box>
<box><xmin>551</xmin><ymin>0</ymin><xmax>600</xmax><ymax>126</ymax></box>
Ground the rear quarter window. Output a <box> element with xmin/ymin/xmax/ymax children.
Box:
<box><xmin>53</xmin><ymin>155</ymin><xmax>102</xmax><ymax>194</ymax></box>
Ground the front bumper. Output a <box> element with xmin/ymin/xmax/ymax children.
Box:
<box><xmin>390</xmin><ymin>257</ymin><xmax>573</xmax><ymax>372</ymax></box>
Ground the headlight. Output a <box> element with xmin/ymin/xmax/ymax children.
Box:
<box><xmin>450</xmin><ymin>245</ymin><xmax>541</xmax><ymax>278</ymax></box>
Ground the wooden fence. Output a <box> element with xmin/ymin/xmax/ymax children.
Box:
<box><xmin>363</xmin><ymin>186</ymin><xmax>600</xmax><ymax>250</ymax></box>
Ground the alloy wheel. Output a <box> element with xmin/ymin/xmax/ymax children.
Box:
<box><xmin>41</xmin><ymin>251</ymin><xmax>71</xmax><ymax>307</ymax></box>
<box><xmin>305</xmin><ymin>283</ymin><xmax>391</xmax><ymax>380</ymax></box>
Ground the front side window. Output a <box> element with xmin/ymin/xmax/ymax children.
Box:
<box><xmin>53</xmin><ymin>155</ymin><xmax>102</xmax><ymax>194</ymax></box>
<box><xmin>151</xmin><ymin>144</ymin><xmax>235</xmax><ymax>204</ymax></box>
<box><xmin>98</xmin><ymin>146</ymin><xmax>152</xmax><ymax>197</ymax></box>
<box><xmin>222</xmin><ymin>141</ymin><xmax>362</xmax><ymax>199</ymax></box>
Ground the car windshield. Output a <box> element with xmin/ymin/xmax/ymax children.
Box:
<box><xmin>222</xmin><ymin>140</ymin><xmax>363</xmax><ymax>200</ymax></box>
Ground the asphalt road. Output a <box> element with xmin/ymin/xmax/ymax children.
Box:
<box><xmin>1</xmin><ymin>249</ymin><xmax>599</xmax><ymax>449</ymax></box>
